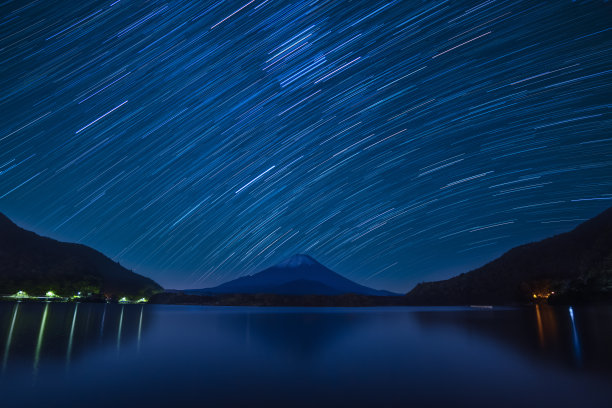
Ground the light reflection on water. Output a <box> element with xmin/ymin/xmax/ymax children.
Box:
<box><xmin>33</xmin><ymin>302</ymin><xmax>48</xmax><ymax>374</ymax></box>
<box><xmin>534</xmin><ymin>304</ymin><xmax>560</xmax><ymax>349</ymax></box>
<box><xmin>568</xmin><ymin>306</ymin><xmax>582</xmax><ymax>365</ymax></box>
<box><xmin>0</xmin><ymin>303</ymin><xmax>611</xmax><ymax>408</ymax></box>
<box><xmin>0</xmin><ymin>302</ymin><xmax>147</xmax><ymax>374</ymax></box>
<box><xmin>1</xmin><ymin>302</ymin><xmax>18</xmax><ymax>373</ymax></box>
<box><xmin>117</xmin><ymin>304</ymin><xmax>124</xmax><ymax>351</ymax></box>
<box><xmin>66</xmin><ymin>303</ymin><xmax>78</xmax><ymax>366</ymax></box>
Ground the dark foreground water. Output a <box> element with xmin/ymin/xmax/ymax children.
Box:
<box><xmin>0</xmin><ymin>303</ymin><xmax>611</xmax><ymax>407</ymax></box>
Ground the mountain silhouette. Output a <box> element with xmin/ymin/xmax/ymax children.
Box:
<box><xmin>0</xmin><ymin>212</ymin><xmax>162</xmax><ymax>297</ymax></box>
<box><xmin>405</xmin><ymin>206</ymin><xmax>612</xmax><ymax>305</ymax></box>
<box><xmin>188</xmin><ymin>254</ymin><xmax>396</xmax><ymax>296</ymax></box>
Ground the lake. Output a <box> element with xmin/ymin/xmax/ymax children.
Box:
<box><xmin>1</xmin><ymin>302</ymin><xmax>611</xmax><ymax>407</ymax></box>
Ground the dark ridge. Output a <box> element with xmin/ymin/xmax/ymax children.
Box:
<box><xmin>405</xmin><ymin>206</ymin><xmax>612</xmax><ymax>305</ymax></box>
<box><xmin>0</xmin><ymin>212</ymin><xmax>163</xmax><ymax>297</ymax></box>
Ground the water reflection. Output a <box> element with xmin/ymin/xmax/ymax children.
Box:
<box><xmin>1</xmin><ymin>302</ymin><xmax>19</xmax><ymax>373</ymax></box>
<box><xmin>412</xmin><ymin>305</ymin><xmax>612</xmax><ymax>375</ymax></box>
<box><xmin>100</xmin><ymin>302</ymin><xmax>107</xmax><ymax>337</ymax></box>
<box><xmin>33</xmin><ymin>303</ymin><xmax>49</xmax><ymax>373</ymax></box>
<box><xmin>0</xmin><ymin>302</ymin><xmax>150</xmax><ymax>375</ymax></box>
<box><xmin>117</xmin><ymin>305</ymin><xmax>124</xmax><ymax>351</ymax></box>
<box><xmin>568</xmin><ymin>307</ymin><xmax>582</xmax><ymax>366</ymax></box>
<box><xmin>66</xmin><ymin>303</ymin><xmax>78</xmax><ymax>365</ymax></box>
<box><xmin>534</xmin><ymin>304</ymin><xmax>559</xmax><ymax>349</ymax></box>
<box><xmin>535</xmin><ymin>304</ymin><xmax>545</xmax><ymax>346</ymax></box>
<box><xmin>219</xmin><ymin>311</ymin><xmax>367</xmax><ymax>359</ymax></box>
<box><xmin>137</xmin><ymin>306</ymin><xmax>144</xmax><ymax>352</ymax></box>
<box><xmin>0</xmin><ymin>305</ymin><xmax>611</xmax><ymax>408</ymax></box>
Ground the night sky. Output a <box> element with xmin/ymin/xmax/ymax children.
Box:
<box><xmin>1</xmin><ymin>1</ymin><xmax>611</xmax><ymax>292</ymax></box>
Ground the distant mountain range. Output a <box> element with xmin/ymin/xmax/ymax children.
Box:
<box><xmin>404</xmin><ymin>206</ymin><xmax>612</xmax><ymax>305</ymax></box>
<box><xmin>165</xmin><ymin>207</ymin><xmax>612</xmax><ymax>306</ymax></box>
<box><xmin>186</xmin><ymin>254</ymin><xmax>397</xmax><ymax>296</ymax></box>
<box><xmin>3</xmin><ymin>205</ymin><xmax>611</xmax><ymax>306</ymax></box>
<box><xmin>0</xmin><ymin>212</ymin><xmax>162</xmax><ymax>298</ymax></box>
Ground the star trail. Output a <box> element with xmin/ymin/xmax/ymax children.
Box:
<box><xmin>0</xmin><ymin>0</ymin><xmax>611</xmax><ymax>291</ymax></box>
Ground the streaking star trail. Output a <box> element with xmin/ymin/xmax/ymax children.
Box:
<box><xmin>0</xmin><ymin>0</ymin><xmax>610</xmax><ymax>291</ymax></box>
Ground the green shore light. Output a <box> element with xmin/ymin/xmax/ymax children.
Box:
<box><xmin>11</xmin><ymin>291</ymin><xmax>29</xmax><ymax>299</ymax></box>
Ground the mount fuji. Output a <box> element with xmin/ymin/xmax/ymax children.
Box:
<box><xmin>187</xmin><ymin>254</ymin><xmax>397</xmax><ymax>296</ymax></box>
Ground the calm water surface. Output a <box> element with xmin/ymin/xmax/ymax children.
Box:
<box><xmin>1</xmin><ymin>303</ymin><xmax>611</xmax><ymax>407</ymax></box>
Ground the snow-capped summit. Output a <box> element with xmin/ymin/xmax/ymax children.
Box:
<box><xmin>188</xmin><ymin>253</ymin><xmax>397</xmax><ymax>296</ymax></box>
<box><xmin>277</xmin><ymin>253</ymin><xmax>318</xmax><ymax>268</ymax></box>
